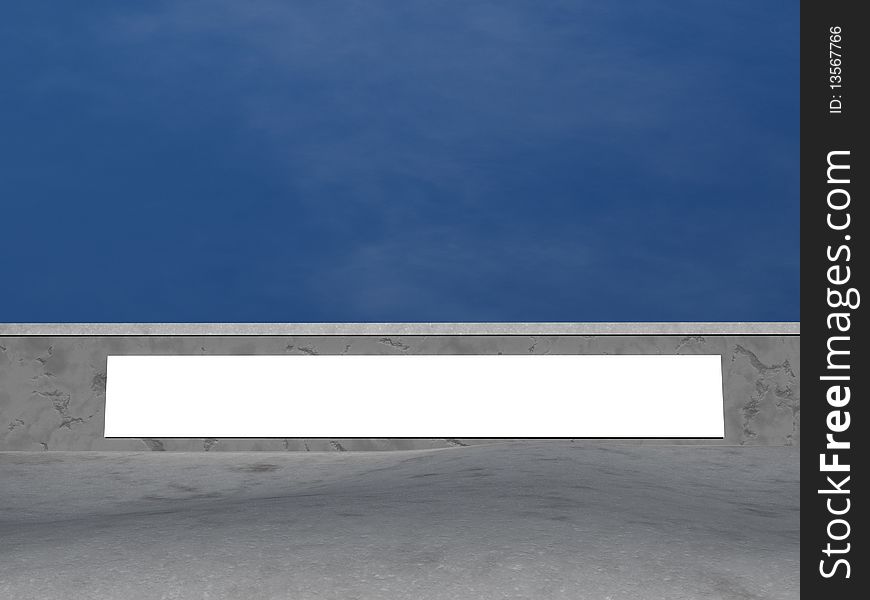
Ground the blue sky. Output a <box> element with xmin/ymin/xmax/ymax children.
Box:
<box><xmin>1</xmin><ymin>1</ymin><xmax>798</xmax><ymax>322</ymax></box>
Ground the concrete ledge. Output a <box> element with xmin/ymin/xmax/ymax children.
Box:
<box><xmin>0</xmin><ymin>322</ymin><xmax>800</xmax><ymax>336</ymax></box>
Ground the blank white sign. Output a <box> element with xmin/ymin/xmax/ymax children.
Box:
<box><xmin>104</xmin><ymin>354</ymin><xmax>724</xmax><ymax>438</ymax></box>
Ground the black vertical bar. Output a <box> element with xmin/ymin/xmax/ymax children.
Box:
<box><xmin>802</xmin><ymin>0</ymin><xmax>866</xmax><ymax>595</ymax></box>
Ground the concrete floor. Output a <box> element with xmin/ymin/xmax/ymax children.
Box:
<box><xmin>0</xmin><ymin>442</ymin><xmax>799</xmax><ymax>599</ymax></box>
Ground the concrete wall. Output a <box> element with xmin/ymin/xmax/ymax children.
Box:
<box><xmin>0</xmin><ymin>334</ymin><xmax>799</xmax><ymax>450</ymax></box>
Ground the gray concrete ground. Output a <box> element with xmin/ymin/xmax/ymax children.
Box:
<box><xmin>0</xmin><ymin>442</ymin><xmax>799</xmax><ymax>599</ymax></box>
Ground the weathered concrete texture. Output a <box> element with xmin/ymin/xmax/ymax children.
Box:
<box><xmin>0</xmin><ymin>335</ymin><xmax>799</xmax><ymax>451</ymax></box>
<box><xmin>0</xmin><ymin>442</ymin><xmax>799</xmax><ymax>600</ymax></box>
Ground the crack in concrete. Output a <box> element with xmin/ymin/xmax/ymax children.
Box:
<box><xmin>529</xmin><ymin>337</ymin><xmax>554</xmax><ymax>354</ymax></box>
<box><xmin>59</xmin><ymin>416</ymin><xmax>88</xmax><ymax>429</ymax></box>
<box><xmin>731</xmin><ymin>345</ymin><xmax>798</xmax><ymax>445</ymax></box>
<box><xmin>732</xmin><ymin>345</ymin><xmax>795</xmax><ymax>377</ymax></box>
<box><xmin>379</xmin><ymin>338</ymin><xmax>410</xmax><ymax>352</ymax></box>
<box><xmin>285</xmin><ymin>345</ymin><xmax>318</xmax><ymax>355</ymax></box>
<box><xmin>91</xmin><ymin>372</ymin><xmax>107</xmax><ymax>392</ymax></box>
<box><xmin>675</xmin><ymin>336</ymin><xmax>706</xmax><ymax>353</ymax></box>
<box><xmin>39</xmin><ymin>390</ymin><xmax>67</xmax><ymax>413</ymax></box>
<box><xmin>34</xmin><ymin>346</ymin><xmax>53</xmax><ymax>365</ymax></box>
<box><xmin>773</xmin><ymin>385</ymin><xmax>800</xmax><ymax>446</ymax></box>
<box><xmin>32</xmin><ymin>346</ymin><xmax>56</xmax><ymax>377</ymax></box>
<box><xmin>741</xmin><ymin>382</ymin><xmax>764</xmax><ymax>442</ymax></box>
<box><xmin>36</xmin><ymin>389</ymin><xmax>93</xmax><ymax>429</ymax></box>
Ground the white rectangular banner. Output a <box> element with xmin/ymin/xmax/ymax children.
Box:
<box><xmin>104</xmin><ymin>354</ymin><xmax>724</xmax><ymax>438</ymax></box>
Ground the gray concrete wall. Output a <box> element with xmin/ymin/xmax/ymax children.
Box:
<box><xmin>0</xmin><ymin>334</ymin><xmax>799</xmax><ymax>450</ymax></box>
